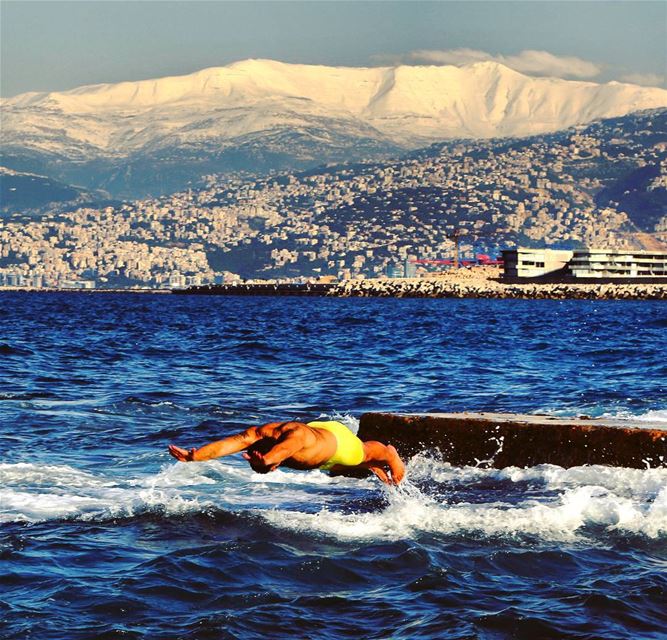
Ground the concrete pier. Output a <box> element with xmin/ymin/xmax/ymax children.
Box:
<box><xmin>358</xmin><ymin>412</ymin><xmax>667</xmax><ymax>468</ymax></box>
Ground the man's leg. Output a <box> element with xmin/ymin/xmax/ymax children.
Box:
<box><xmin>361</xmin><ymin>441</ymin><xmax>405</xmax><ymax>485</ymax></box>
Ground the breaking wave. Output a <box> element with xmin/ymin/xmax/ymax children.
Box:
<box><xmin>2</xmin><ymin>456</ymin><xmax>665</xmax><ymax>543</ymax></box>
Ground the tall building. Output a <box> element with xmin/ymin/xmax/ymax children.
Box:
<box><xmin>404</xmin><ymin>258</ymin><xmax>418</xmax><ymax>278</ymax></box>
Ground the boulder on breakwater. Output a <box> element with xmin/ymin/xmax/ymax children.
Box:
<box><xmin>358</xmin><ymin>412</ymin><xmax>667</xmax><ymax>469</ymax></box>
<box><xmin>327</xmin><ymin>277</ymin><xmax>667</xmax><ymax>300</ymax></box>
<box><xmin>174</xmin><ymin>267</ymin><xmax>667</xmax><ymax>300</ymax></box>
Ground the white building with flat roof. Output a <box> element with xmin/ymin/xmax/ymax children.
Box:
<box><xmin>569</xmin><ymin>249</ymin><xmax>667</xmax><ymax>280</ymax></box>
<box><xmin>502</xmin><ymin>248</ymin><xmax>573</xmax><ymax>281</ymax></box>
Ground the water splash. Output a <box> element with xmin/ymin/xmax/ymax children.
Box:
<box><xmin>4</xmin><ymin>456</ymin><xmax>663</xmax><ymax>542</ymax></box>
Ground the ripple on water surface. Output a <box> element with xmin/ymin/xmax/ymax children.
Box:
<box><xmin>0</xmin><ymin>293</ymin><xmax>666</xmax><ymax>639</ymax></box>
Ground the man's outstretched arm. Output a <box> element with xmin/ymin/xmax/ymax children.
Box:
<box><xmin>168</xmin><ymin>427</ymin><xmax>262</xmax><ymax>462</ymax></box>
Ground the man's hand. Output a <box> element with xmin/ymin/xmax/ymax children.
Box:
<box><xmin>168</xmin><ymin>444</ymin><xmax>196</xmax><ymax>462</ymax></box>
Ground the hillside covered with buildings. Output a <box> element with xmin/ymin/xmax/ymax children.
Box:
<box><xmin>0</xmin><ymin>109</ymin><xmax>665</xmax><ymax>288</ymax></box>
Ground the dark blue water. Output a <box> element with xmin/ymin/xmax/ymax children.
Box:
<box><xmin>1</xmin><ymin>292</ymin><xmax>666</xmax><ymax>640</ymax></box>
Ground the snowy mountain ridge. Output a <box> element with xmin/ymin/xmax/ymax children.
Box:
<box><xmin>2</xmin><ymin>59</ymin><xmax>666</xmax><ymax>197</ymax></box>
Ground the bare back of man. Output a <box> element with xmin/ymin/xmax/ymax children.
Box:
<box><xmin>168</xmin><ymin>420</ymin><xmax>405</xmax><ymax>485</ymax></box>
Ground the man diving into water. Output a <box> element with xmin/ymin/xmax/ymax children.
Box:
<box><xmin>168</xmin><ymin>420</ymin><xmax>405</xmax><ymax>485</ymax></box>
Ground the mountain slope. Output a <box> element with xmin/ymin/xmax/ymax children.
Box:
<box><xmin>2</xmin><ymin>59</ymin><xmax>666</xmax><ymax>198</ymax></box>
<box><xmin>0</xmin><ymin>167</ymin><xmax>95</xmax><ymax>215</ymax></box>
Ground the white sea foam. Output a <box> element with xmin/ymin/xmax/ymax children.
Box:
<box><xmin>262</xmin><ymin>457</ymin><xmax>667</xmax><ymax>542</ymax></box>
<box><xmin>2</xmin><ymin>457</ymin><xmax>665</xmax><ymax>542</ymax></box>
<box><xmin>545</xmin><ymin>407</ymin><xmax>667</xmax><ymax>428</ymax></box>
<box><xmin>601</xmin><ymin>409</ymin><xmax>667</xmax><ymax>424</ymax></box>
<box><xmin>0</xmin><ymin>462</ymin><xmax>212</xmax><ymax>523</ymax></box>
<box><xmin>308</xmin><ymin>412</ymin><xmax>360</xmax><ymax>434</ymax></box>
<box><xmin>0</xmin><ymin>458</ymin><xmax>354</xmax><ymax>523</ymax></box>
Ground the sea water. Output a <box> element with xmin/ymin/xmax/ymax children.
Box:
<box><xmin>0</xmin><ymin>293</ymin><xmax>665</xmax><ymax>639</ymax></box>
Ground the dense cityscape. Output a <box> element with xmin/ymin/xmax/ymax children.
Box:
<box><xmin>1</xmin><ymin>110</ymin><xmax>665</xmax><ymax>288</ymax></box>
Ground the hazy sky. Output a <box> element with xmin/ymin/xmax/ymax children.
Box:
<box><xmin>1</xmin><ymin>1</ymin><xmax>665</xmax><ymax>97</ymax></box>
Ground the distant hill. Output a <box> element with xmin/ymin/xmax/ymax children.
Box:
<box><xmin>0</xmin><ymin>167</ymin><xmax>96</xmax><ymax>216</ymax></box>
<box><xmin>2</xmin><ymin>59</ymin><xmax>666</xmax><ymax>199</ymax></box>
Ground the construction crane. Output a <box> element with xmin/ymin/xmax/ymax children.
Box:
<box><xmin>446</xmin><ymin>228</ymin><xmax>464</xmax><ymax>269</ymax></box>
<box><xmin>403</xmin><ymin>219</ymin><xmax>503</xmax><ymax>270</ymax></box>
<box><xmin>415</xmin><ymin>227</ymin><xmax>472</xmax><ymax>269</ymax></box>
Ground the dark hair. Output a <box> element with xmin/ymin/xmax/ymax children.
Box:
<box><xmin>247</xmin><ymin>437</ymin><xmax>278</xmax><ymax>456</ymax></box>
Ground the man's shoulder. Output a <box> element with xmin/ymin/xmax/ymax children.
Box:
<box><xmin>258</xmin><ymin>421</ymin><xmax>310</xmax><ymax>437</ymax></box>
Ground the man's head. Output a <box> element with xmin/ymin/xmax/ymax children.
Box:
<box><xmin>243</xmin><ymin>437</ymin><xmax>279</xmax><ymax>473</ymax></box>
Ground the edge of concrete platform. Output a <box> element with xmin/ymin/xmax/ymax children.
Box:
<box><xmin>358</xmin><ymin>412</ymin><xmax>667</xmax><ymax>469</ymax></box>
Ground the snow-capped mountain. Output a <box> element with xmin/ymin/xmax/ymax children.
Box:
<box><xmin>2</xmin><ymin>59</ymin><xmax>666</xmax><ymax>197</ymax></box>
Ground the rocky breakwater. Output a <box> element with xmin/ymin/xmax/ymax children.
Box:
<box><xmin>327</xmin><ymin>267</ymin><xmax>667</xmax><ymax>300</ymax></box>
<box><xmin>358</xmin><ymin>412</ymin><xmax>667</xmax><ymax>469</ymax></box>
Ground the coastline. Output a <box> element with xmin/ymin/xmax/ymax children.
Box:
<box><xmin>2</xmin><ymin>267</ymin><xmax>666</xmax><ymax>299</ymax></box>
<box><xmin>175</xmin><ymin>266</ymin><xmax>667</xmax><ymax>300</ymax></box>
<box><xmin>0</xmin><ymin>287</ymin><xmax>171</xmax><ymax>294</ymax></box>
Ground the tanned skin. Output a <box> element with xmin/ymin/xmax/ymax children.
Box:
<box><xmin>168</xmin><ymin>421</ymin><xmax>405</xmax><ymax>485</ymax></box>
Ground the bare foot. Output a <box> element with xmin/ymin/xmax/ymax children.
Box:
<box><xmin>368</xmin><ymin>465</ymin><xmax>391</xmax><ymax>485</ymax></box>
<box><xmin>360</xmin><ymin>441</ymin><xmax>406</xmax><ymax>485</ymax></box>
<box><xmin>387</xmin><ymin>445</ymin><xmax>405</xmax><ymax>484</ymax></box>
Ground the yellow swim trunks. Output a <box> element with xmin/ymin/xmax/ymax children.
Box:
<box><xmin>308</xmin><ymin>420</ymin><xmax>365</xmax><ymax>470</ymax></box>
